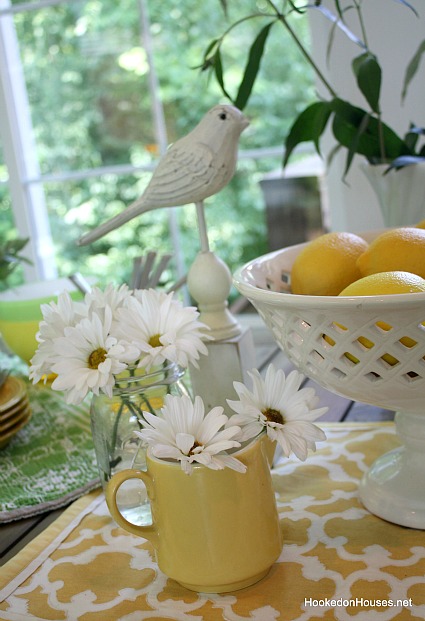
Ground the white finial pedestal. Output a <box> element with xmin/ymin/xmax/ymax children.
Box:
<box><xmin>187</xmin><ymin>251</ymin><xmax>241</xmax><ymax>340</ymax></box>
<box><xmin>187</xmin><ymin>249</ymin><xmax>256</xmax><ymax>416</ymax></box>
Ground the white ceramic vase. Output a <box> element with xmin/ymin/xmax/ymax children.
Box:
<box><xmin>361</xmin><ymin>161</ymin><xmax>425</xmax><ymax>227</ymax></box>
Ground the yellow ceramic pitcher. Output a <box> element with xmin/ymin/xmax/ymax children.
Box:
<box><xmin>106</xmin><ymin>433</ymin><xmax>282</xmax><ymax>593</ymax></box>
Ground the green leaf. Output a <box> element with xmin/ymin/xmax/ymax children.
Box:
<box><xmin>332</xmin><ymin>1</ymin><xmax>345</xmax><ymax>20</ymax></box>
<box><xmin>406</xmin><ymin>125</ymin><xmax>425</xmax><ymax>135</ymax></box>
<box><xmin>352</xmin><ymin>53</ymin><xmax>381</xmax><ymax>113</ymax></box>
<box><xmin>286</xmin><ymin>1</ymin><xmax>307</xmax><ymax>15</ymax></box>
<box><xmin>403</xmin><ymin>125</ymin><xmax>425</xmax><ymax>152</ymax></box>
<box><xmin>392</xmin><ymin>0</ymin><xmax>418</xmax><ymax>18</ymax></box>
<box><xmin>212</xmin><ymin>48</ymin><xmax>234</xmax><ymax>103</ymax></box>
<box><xmin>8</xmin><ymin>237</ymin><xmax>30</xmax><ymax>253</ymax></box>
<box><xmin>0</xmin><ymin>237</ymin><xmax>31</xmax><ymax>284</ymax></box>
<box><xmin>330</xmin><ymin>99</ymin><xmax>411</xmax><ymax>166</ymax></box>
<box><xmin>312</xmin><ymin>5</ymin><xmax>366</xmax><ymax>49</ymax></box>
<box><xmin>283</xmin><ymin>101</ymin><xmax>332</xmax><ymax>166</ymax></box>
<box><xmin>203</xmin><ymin>38</ymin><xmax>220</xmax><ymax>62</ymax></box>
<box><xmin>404</xmin><ymin>131</ymin><xmax>419</xmax><ymax>153</ymax></box>
<box><xmin>402</xmin><ymin>38</ymin><xmax>425</xmax><ymax>101</ymax></box>
<box><xmin>198</xmin><ymin>38</ymin><xmax>220</xmax><ymax>71</ymax></box>
<box><xmin>234</xmin><ymin>22</ymin><xmax>274</xmax><ymax>111</ymax></box>
<box><xmin>218</xmin><ymin>0</ymin><xmax>228</xmax><ymax>16</ymax></box>
<box><xmin>386</xmin><ymin>155</ymin><xmax>425</xmax><ymax>171</ymax></box>
<box><xmin>347</xmin><ymin>112</ymin><xmax>372</xmax><ymax>176</ymax></box>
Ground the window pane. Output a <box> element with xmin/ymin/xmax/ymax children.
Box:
<box><xmin>13</xmin><ymin>0</ymin><xmax>154</xmax><ymax>175</ymax></box>
<box><xmin>0</xmin><ymin>146</ymin><xmax>13</xmax><ymax>238</ymax></box>
<box><xmin>14</xmin><ymin>0</ymin><xmax>315</xmax><ymax>172</ymax></box>
<box><xmin>42</xmin><ymin>171</ymin><xmax>176</xmax><ymax>288</ymax></box>
<box><xmin>4</xmin><ymin>0</ymin><xmax>316</xmax><ymax>290</ymax></box>
<box><xmin>0</xmin><ymin>142</ymin><xmax>27</xmax><ymax>291</ymax></box>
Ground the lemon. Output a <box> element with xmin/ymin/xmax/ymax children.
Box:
<box><xmin>291</xmin><ymin>232</ymin><xmax>368</xmax><ymax>296</ymax></box>
<box><xmin>339</xmin><ymin>270</ymin><xmax>425</xmax><ymax>296</ymax></box>
<box><xmin>356</xmin><ymin>227</ymin><xmax>425</xmax><ymax>279</ymax></box>
<box><xmin>335</xmin><ymin>271</ymin><xmax>425</xmax><ymax>365</ymax></box>
<box><xmin>414</xmin><ymin>218</ymin><xmax>425</xmax><ymax>229</ymax></box>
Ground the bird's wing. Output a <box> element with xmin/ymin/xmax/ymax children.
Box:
<box><xmin>77</xmin><ymin>144</ymin><xmax>216</xmax><ymax>246</ymax></box>
<box><xmin>142</xmin><ymin>142</ymin><xmax>217</xmax><ymax>207</ymax></box>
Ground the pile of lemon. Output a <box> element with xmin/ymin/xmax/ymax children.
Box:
<box><xmin>290</xmin><ymin>222</ymin><xmax>425</xmax><ymax>366</ymax></box>
<box><xmin>290</xmin><ymin>222</ymin><xmax>425</xmax><ymax>297</ymax></box>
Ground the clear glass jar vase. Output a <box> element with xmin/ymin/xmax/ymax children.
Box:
<box><xmin>90</xmin><ymin>362</ymin><xmax>188</xmax><ymax>525</ymax></box>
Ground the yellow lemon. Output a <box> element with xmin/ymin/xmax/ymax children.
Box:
<box><xmin>291</xmin><ymin>232</ymin><xmax>368</xmax><ymax>296</ymax></box>
<box><xmin>339</xmin><ymin>270</ymin><xmax>425</xmax><ymax>296</ymax></box>
<box><xmin>336</xmin><ymin>271</ymin><xmax>425</xmax><ymax>365</ymax></box>
<box><xmin>414</xmin><ymin>218</ymin><xmax>425</xmax><ymax>229</ymax></box>
<box><xmin>356</xmin><ymin>227</ymin><xmax>425</xmax><ymax>279</ymax></box>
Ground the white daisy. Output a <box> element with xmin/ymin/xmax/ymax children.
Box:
<box><xmin>135</xmin><ymin>394</ymin><xmax>246</xmax><ymax>475</ymax></box>
<box><xmin>114</xmin><ymin>288</ymin><xmax>209</xmax><ymax>370</ymax></box>
<box><xmin>85</xmin><ymin>283</ymin><xmax>132</xmax><ymax>322</ymax></box>
<box><xmin>29</xmin><ymin>291</ymin><xmax>87</xmax><ymax>383</ymax></box>
<box><xmin>226</xmin><ymin>364</ymin><xmax>327</xmax><ymax>461</ymax></box>
<box><xmin>49</xmin><ymin>307</ymin><xmax>136</xmax><ymax>404</ymax></box>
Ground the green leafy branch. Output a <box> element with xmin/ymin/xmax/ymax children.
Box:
<box><xmin>201</xmin><ymin>0</ymin><xmax>425</xmax><ymax>176</ymax></box>
<box><xmin>0</xmin><ymin>237</ymin><xmax>32</xmax><ymax>286</ymax></box>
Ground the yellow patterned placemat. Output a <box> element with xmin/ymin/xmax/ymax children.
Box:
<box><xmin>1</xmin><ymin>423</ymin><xmax>424</xmax><ymax>621</ymax></box>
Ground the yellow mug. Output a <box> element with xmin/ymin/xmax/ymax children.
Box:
<box><xmin>106</xmin><ymin>433</ymin><xmax>282</xmax><ymax>593</ymax></box>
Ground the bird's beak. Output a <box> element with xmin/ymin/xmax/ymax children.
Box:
<box><xmin>241</xmin><ymin>114</ymin><xmax>250</xmax><ymax>130</ymax></box>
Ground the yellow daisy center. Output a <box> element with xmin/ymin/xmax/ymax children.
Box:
<box><xmin>149</xmin><ymin>334</ymin><xmax>162</xmax><ymax>348</ymax></box>
<box><xmin>262</xmin><ymin>407</ymin><xmax>284</xmax><ymax>425</ymax></box>
<box><xmin>88</xmin><ymin>347</ymin><xmax>107</xmax><ymax>369</ymax></box>
<box><xmin>189</xmin><ymin>441</ymin><xmax>202</xmax><ymax>455</ymax></box>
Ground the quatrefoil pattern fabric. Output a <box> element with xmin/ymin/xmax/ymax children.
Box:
<box><xmin>1</xmin><ymin>424</ymin><xmax>424</xmax><ymax>620</ymax></box>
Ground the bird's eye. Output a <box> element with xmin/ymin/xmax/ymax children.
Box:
<box><xmin>219</xmin><ymin>112</ymin><xmax>227</xmax><ymax>120</ymax></box>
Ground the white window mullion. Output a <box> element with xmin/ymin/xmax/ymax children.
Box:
<box><xmin>0</xmin><ymin>0</ymin><xmax>56</xmax><ymax>281</ymax></box>
<box><xmin>138</xmin><ymin>0</ymin><xmax>187</xmax><ymax>295</ymax></box>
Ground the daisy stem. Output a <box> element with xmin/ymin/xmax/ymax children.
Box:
<box><xmin>124</xmin><ymin>394</ymin><xmax>156</xmax><ymax>424</ymax></box>
<box><xmin>141</xmin><ymin>394</ymin><xmax>156</xmax><ymax>416</ymax></box>
<box><xmin>109</xmin><ymin>400</ymin><xmax>125</xmax><ymax>471</ymax></box>
<box><xmin>124</xmin><ymin>395</ymin><xmax>156</xmax><ymax>470</ymax></box>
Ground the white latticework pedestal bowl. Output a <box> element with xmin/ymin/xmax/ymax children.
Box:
<box><xmin>234</xmin><ymin>233</ymin><xmax>425</xmax><ymax>529</ymax></box>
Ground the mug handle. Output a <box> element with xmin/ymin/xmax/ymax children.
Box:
<box><xmin>106</xmin><ymin>469</ymin><xmax>158</xmax><ymax>546</ymax></box>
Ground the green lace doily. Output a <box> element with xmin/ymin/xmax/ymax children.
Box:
<box><xmin>0</xmin><ymin>374</ymin><xmax>100</xmax><ymax>522</ymax></box>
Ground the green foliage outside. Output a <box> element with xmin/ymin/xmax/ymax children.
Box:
<box><xmin>1</xmin><ymin>0</ymin><xmax>315</xmax><ymax>294</ymax></box>
<box><xmin>0</xmin><ymin>235</ymin><xmax>31</xmax><ymax>292</ymax></box>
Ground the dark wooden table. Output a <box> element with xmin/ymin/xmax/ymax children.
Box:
<box><xmin>0</xmin><ymin>313</ymin><xmax>394</xmax><ymax>567</ymax></box>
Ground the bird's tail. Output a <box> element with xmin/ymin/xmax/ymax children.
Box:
<box><xmin>77</xmin><ymin>198</ymin><xmax>147</xmax><ymax>246</ymax></box>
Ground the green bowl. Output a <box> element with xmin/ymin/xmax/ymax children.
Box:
<box><xmin>0</xmin><ymin>278</ymin><xmax>86</xmax><ymax>363</ymax></box>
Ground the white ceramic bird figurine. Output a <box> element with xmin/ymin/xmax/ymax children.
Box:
<box><xmin>77</xmin><ymin>104</ymin><xmax>249</xmax><ymax>246</ymax></box>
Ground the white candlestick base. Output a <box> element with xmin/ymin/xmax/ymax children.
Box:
<box><xmin>359</xmin><ymin>410</ymin><xmax>425</xmax><ymax>529</ymax></box>
<box><xmin>187</xmin><ymin>251</ymin><xmax>241</xmax><ymax>340</ymax></box>
<box><xmin>189</xmin><ymin>327</ymin><xmax>256</xmax><ymax>416</ymax></box>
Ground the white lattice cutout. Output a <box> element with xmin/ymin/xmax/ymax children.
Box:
<box><xmin>253</xmin><ymin>300</ymin><xmax>425</xmax><ymax>412</ymax></box>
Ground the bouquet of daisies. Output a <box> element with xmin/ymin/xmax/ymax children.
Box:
<box><xmin>29</xmin><ymin>283</ymin><xmax>327</xmax><ymax>475</ymax></box>
<box><xmin>29</xmin><ymin>284</ymin><xmax>209</xmax><ymax>405</ymax></box>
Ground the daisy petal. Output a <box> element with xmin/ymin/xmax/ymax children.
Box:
<box><xmin>228</xmin><ymin>363</ymin><xmax>328</xmax><ymax>461</ymax></box>
<box><xmin>134</xmin><ymin>394</ymin><xmax>244</xmax><ymax>475</ymax></box>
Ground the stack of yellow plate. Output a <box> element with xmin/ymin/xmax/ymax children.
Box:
<box><xmin>0</xmin><ymin>376</ymin><xmax>32</xmax><ymax>449</ymax></box>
